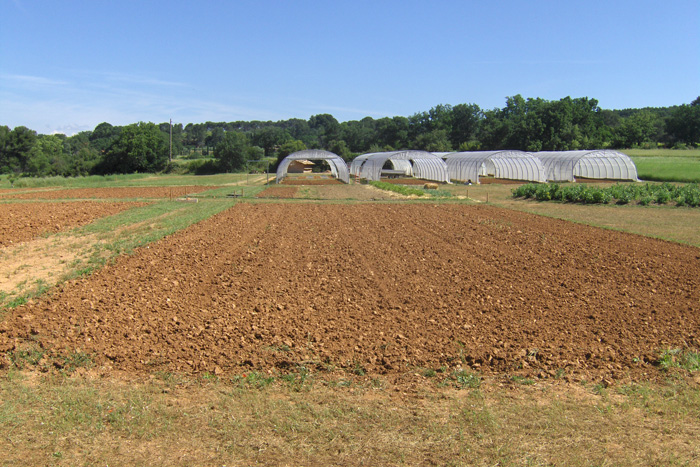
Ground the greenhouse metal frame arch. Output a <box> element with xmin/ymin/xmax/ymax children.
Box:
<box><xmin>351</xmin><ymin>151</ymin><xmax>450</xmax><ymax>183</ymax></box>
<box><xmin>276</xmin><ymin>150</ymin><xmax>350</xmax><ymax>184</ymax></box>
<box><xmin>535</xmin><ymin>150</ymin><xmax>638</xmax><ymax>182</ymax></box>
<box><xmin>443</xmin><ymin>150</ymin><xmax>547</xmax><ymax>184</ymax></box>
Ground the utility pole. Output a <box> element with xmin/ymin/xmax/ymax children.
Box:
<box><xmin>169</xmin><ymin>118</ymin><xmax>173</xmax><ymax>163</ymax></box>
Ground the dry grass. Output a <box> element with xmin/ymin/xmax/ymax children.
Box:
<box><xmin>1</xmin><ymin>371</ymin><xmax>699</xmax><ymax>466</ymax></box>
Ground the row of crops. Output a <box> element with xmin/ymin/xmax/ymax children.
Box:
<box><xmin>512</xmin><ymin>182</ymin><xmax>700</xmax><ymax>207</ymax></box>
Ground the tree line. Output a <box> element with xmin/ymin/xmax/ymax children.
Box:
<box><xmin>1</xmin><ymin>95</ymin><xmax>698</xmax><ymax>178</ymax></box>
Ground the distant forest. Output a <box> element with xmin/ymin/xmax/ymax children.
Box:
<box><xmin>1</xmin><ymin>95</ymin><xmax>699</xmax><ymax>178</ymax></box>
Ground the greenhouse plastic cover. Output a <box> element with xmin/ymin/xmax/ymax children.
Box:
<box><xmin>443</xmin><ymin>151</ymin><xmax>547</xmax><ymax>183</ymax></box>
<box><xmin>276</xmin><ymin>150</ymin><xmax>350</xmax><ymax>184</ymax></box>
<box><xmin>351</xmin><ymin>151</ymin><xmax>450</xmax><ymax>183</ymax></box>
<box><xmin>535</xmin><ymin>150</ymin><xmax>638</xmax><ymax>182</ymax></box>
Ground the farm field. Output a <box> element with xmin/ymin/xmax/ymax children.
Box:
<box><xmin>1</xmin><ymin>179</ymin><xmax>699</xmax><ymax>465</ymax></box>
<box><xmin>0</xmin><ymin>201</ymin><xmax>145</xmax><ymax>247</ymax></box>
<box><xmin>3</xmin><ymin>202</ymin><xmax>699</xmax><ymax>380</ymax></box>
<box><xmin>0</xmin><ymin>185</ymin><xmax>220</xmax><ymax>200</ymax></box>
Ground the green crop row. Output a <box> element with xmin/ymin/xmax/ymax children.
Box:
<box><xmin>369</xmin><ymin>181</ymin><xmax>426</xmax><ymax>197</ymax></box>
<box><xmin>512</xmin><ymin>182</ymin><xmax>700</xmax><ymax>207</ymax></box>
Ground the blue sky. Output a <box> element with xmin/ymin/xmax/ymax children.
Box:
<box><xmin>1</xmin><ymin>0</ymin><xmax>698</xmax><ymax>135</ymax></box>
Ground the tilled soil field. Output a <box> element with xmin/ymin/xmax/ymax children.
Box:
<box><xmin>280</xmin><ymin>179</ymin><xmax>344</xmax><ymax>185</ymax></box>
<box><xmin>0</xmin><ymin>186</ymin><xmax>219</xmax><ymax>200</ymax></box>
<box><xmin>255</xmin><ymin>187</ymin><xmax>299</xmax><ymax>198</ymax></box>
<box><xmin>1</xmin><ymin>203</ymin><xmax>699</xmax><ymax>384</ymax></box>
<box><xmin>0</xmin><ymin>201</ymin><xmax>145</xmax><ymax>247</ymax></box>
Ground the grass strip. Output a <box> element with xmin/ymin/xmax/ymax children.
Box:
<box><xmin>1</xmin><ymin>371</ymin><xmax>699</xmax><ymax>466</ymax></box>
<box><xmin>369</xmin><ymin>181</ymin><xmax>426</xmax><ymax>197</ymax></box>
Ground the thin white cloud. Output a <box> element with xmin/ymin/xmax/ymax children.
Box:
<box><xmin>86</xmin><ymin>70</ymin><xmax>189</xmax><ymax>88</ymax></box>
<box><xmin>0</xmin><ymin>73</ymin><xmax>69</xmax><ymax>87</ymax></box>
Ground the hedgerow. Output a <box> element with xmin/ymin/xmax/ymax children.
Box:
<box><xmin>512</xmin><ymin>182</ymin><xmax>700</xmax><ymax>207</ymax></box>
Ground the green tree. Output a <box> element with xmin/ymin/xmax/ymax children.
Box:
<box><xmin>328</xmin><ymin>140</ymin><xmax>352</xmax><ymax>160</ymax></box>
<box><xmin>0</xmin><ymin>126</ymin><xmax>37</xmax><ymax>173</ymax></box>
<box><xmin>415</xmin><ymin>129</ymin><xmax>452</xmax><ymax>152</ymax></box>
<box><xmin>309</xmin><ymin>114</ymin><xmax>340</xmax><ymax>147</ymax></box>
<box><xmin>89</xmin><ymin>122</ymin><xmax>121</xmax><ymax>153</ymax></box>
<box><xmin>184</xmin><ymin>123</ymin><xmax>207</xmax><ymax>148</ymax></box>
<box><xmin>99</xmin><ymin>122</ymin><xmax>168</xmax><ymax>173</ymax></box>
<box><xmin>375</xmin><ymin>116</ymin><xmax>409</xmax><ymax>149</ymax></box>
<box><xmin>26</xmin><ymin>134</ymin><xmax>66</xmax><ymax>176</ymax></box>
<box><xmin>214</xmin><ymin>131</ymin><xmax>249</xmax><ymax>172</ymax></box>
<box><xmin>666</xmin><ymin>97</ymin><xmax>700</xmax><ymax>146</ymax></box>
<box><xmin>450</xmin><ymin>103</ymin><xmax>483</xmax><ymax>148</ymax></box>
<box><xmin>614</xmin><ymin>111</ymin><xmax>659</xmax><ymax>147</ymax></box>
<box><xmin>273</xmin><ymin>139</ymin><xmax>307</xmax><ymax>170</ymax></box>
<box><xmin>251</xmin><ymin>126</ymin><xmax>290</xmax><ymax>158</ymax></box>
<box><xmin>206</xmin><ymin>127</ymin><xmax>225</xmax><ymax>149</ymax></box>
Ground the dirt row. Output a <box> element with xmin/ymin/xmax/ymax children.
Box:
<box><xmin>0</xmin><ymin>186</ymin><xmax>219</xmax><ymax>200</ymax></box>
<box><xmin>1</xmin><ymin>203</ymin><xmax>699</xmax><ymax>384</ymax></box>
<box><xmin>280</xmin><ymin>179</ymin><xmax>344</xmax><ymax>185</ymax></box>
<box><xmin>256</xmin><ymin>185</ymin><xmax>404</xmax><ymax>200</ymax></box>
<box><xmin>255</xmin><ymin>187</ymin><xmax>299</xmax><ymax>198</ymax></box>
<box><xmin>0</xmin><ymin>202</ymin><xmax>146</xmax><ymax>247</ymax></box>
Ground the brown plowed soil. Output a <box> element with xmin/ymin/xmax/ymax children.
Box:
<box><xmin>1</xmin><ymin>204</ymin><xmax>699</xmax><ymax>384</ymax></box>
<box><xmin>0</xmin><ymin>186</ymin><xmax>220</xmax><ymax>200</ymax></box>
<box><xmin>255</xmin><ymin>187</ymin><xmax>298</xmax><ymax>198</ymax></box>
<box><xmin>280</xmin><ymin>179</ymin><xmax>343</xmax><ymax>185</ymax></box>
<box><xmin>0</xmin><ymin>202</ymin><xmax>146</xmax><ymax>247</ymax></box>
<box><xmin>380</xmin><ymin>178</ymin><xmax>431</xmax><ymax>185</ymax></box>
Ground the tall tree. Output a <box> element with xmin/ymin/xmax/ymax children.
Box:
<box><xmin>0</xmin><ymin>126</ymin><xmax>37</xmax><ymax>173</ymax></box>
<box><xmin>450</xmin><ymin>103</ymin><xmax>483</xmax><ymax>148</ymax></box>
<box><xmin>99</xmin><ymin>122</ymin><xmax>168</xmax><ymax>173</ymax></box>
<box><xmin>214</xmin><ymin>131</ymin><xmax>249</xmax><ymax>172</ymax></box>
<box><xmin>251</xmin><ymin>126</ymin><xmax>289</xmax><ymax>158</ymax></box>
<box><xmin>666</xmin><ymin>97</ymin><xmax>700</xmax><ymax>145</ymax></box>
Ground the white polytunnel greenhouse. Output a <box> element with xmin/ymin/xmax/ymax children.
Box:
<box><xmin>276</xmin><ymin>149</ymin><xmax>350</xmax><ymax>184</ymax></box>
<box><xmin>350</xmin><ymin>151</ymin><xmax>450</xmax><ymax>183</ymax></box>
<box><xmin>535</xmin><ymin>150</ymin><xmax>639</xmax><ymax>182</ymax></box>
<box><xmin>442</xmin><ymin>150</ymin><xmax>547</xmax><ymax>184</ymax></box>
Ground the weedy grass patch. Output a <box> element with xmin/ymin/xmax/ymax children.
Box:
<box><xmin>658</xmin><ymin>348</ymin><xmax>700</xmax><ymax>372</ymax></box>
<box><xmin>369</xmin><ymin>180</ymin><xmax>426</xmax><ymax>197</ymax></box>
<box><xmin>2</xmin><ymin>371</ymin><xmax>699</xmax><ymax>466</ymax></box>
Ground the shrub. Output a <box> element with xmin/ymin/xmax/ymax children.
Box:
<box><xmin>534</xmin><ymin>184</ymin><xmax>552</xmax><ymax>201</ymax></box>
<box><xmin>655</xmin><ymin>189</ymin><xmax>671</xmax><ymax>204</ymax></box>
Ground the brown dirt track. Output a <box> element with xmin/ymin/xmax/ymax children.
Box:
<box><xmin>1</xmin><ymin>203</ymin><xmax>699</xmax><ymax>384</ymax></box>
<box><xmin>0</xmin><ymin>202</ymin><xmax>145</xmax><ymax>247</ymax></box>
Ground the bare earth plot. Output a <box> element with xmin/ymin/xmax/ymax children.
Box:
<box><xmin>1</xmin><ymin>203</ymin><xmax>698</xmax><ymax>385</ymax></box>
<box><xmin>0</xmin><ymin>186</ymin><xmax>219</xmax><ymax>200</ymax></box>
<box><xmin>257</xmin><ymin>184</ymin><xmax>405</xmax><ymax>200</ymax></box>
<box><xmin>0</xmin><ymin>201</ymin><xmax>145</xmax><ymax>247</ymax></box>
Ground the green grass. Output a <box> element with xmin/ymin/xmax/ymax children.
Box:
<box><xmin>658</xmin><ymin>349</ymin><xmax>700</xmax><ymax>372</ymax></box>
<box><xmin>632</xmin><ymin>157</ymin><xmax>700</xmax><ymax>183</ymax></box>
<box><xmin>369</xmin><ymin>180</ymin><xmax>426</xmax><ymax>196</ymax></box>
<box><xmin>625</xmin><ymin>148</ymin><xmax>700</xmax><ymax>183</ymax></box>
<box><xmin>75</xmin><ymin>198</ymin><xmax>237</xmax><ymax>250</ymax></box>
